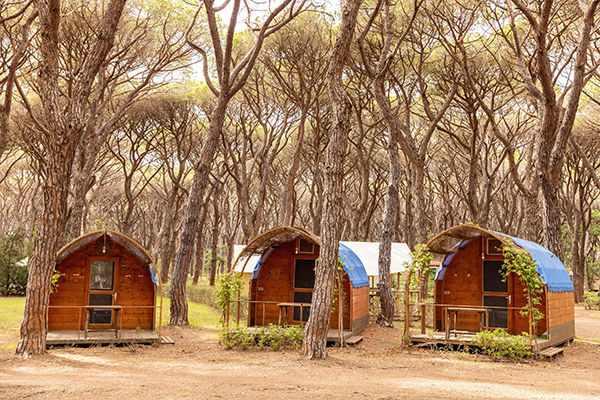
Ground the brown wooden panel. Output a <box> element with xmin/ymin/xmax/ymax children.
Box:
<box><xmin>49</xmin><ymin>235</ymin><xmax>156</xmax><ymax>331</ymax></box>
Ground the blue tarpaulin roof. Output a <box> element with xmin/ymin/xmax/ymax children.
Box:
<box><xmin>429</xmin><ymin>225</ymin><xmax>574</xmax><ymax>293</ymax></box>
<box><xmin>505</xmin><ymin>234</ymin><xmax>574</xmax><ymax>293</ymax></box>
<box><xmin>250</xmin><ymin>243</ymin><xmax>369</xmax><ymax>288</ymax></box>
<box><xmin>338</xmin><ymin>242</ymin><xmax>370</xmax><ymax>288</ymax></box>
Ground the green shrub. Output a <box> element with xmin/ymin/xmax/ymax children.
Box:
<box><xmin>584</xmin><ymin>292</ymin><xmax>600</xmax><ymax>310</ymax></box>
<box><xmin>472</xmin><ymin>329</ymin><xmax>533</xmax><ymax>360</ymax></box>
<box><xmin>220</xmin><ymin>325</ymin><xmax>255</xmax><ymax>350</ymax></box>
<box><xmin>219</xmin><ymin>324</ymin><xmax>304</xmax><ymax>351</ymax></box>
<box><xmin>0</xmin><ymin>228</ymin><xmax>31</xmax><ymax>296</ymax></box>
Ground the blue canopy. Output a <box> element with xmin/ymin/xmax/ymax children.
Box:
<box><xmin>505</xmin><ymin>235</ymin><xmax>574</xmax><ymax>293</ymax></box>
<box><xmin>250</xmin><ymin>243</ymin><xmax>369</xmax><ymax>288</ymax></box>
<box><xmin>338</xmin><ymin>242</ymin><xmax>370</xmax><ymax>288</ymax></box>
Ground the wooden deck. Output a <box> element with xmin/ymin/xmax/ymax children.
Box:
<box><xmin>46</xmin><ymin>329</ymin><xmax>160</xmax><ymax>346</ymax></box>
<box><xmin>246</xmin><ymin>326</ymin><xmax>356</xmax><ymax>345</ymax></box>
<box><xmin>410</xmin><ymin>331</ymin><xmax>551</xmax><ymax>350</ymax></box>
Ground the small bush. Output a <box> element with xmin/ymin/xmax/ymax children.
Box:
<box><xmin>220</xmin><ymin>324</ymin><xmax>304</xmax><ymax>351</ymax></box>
<box><xmin>584</xmin><ymin>292</ymin><xmax>600</xmax><ymax>310</ymax></box>
<box><xmin>0</xmin><ymin>228</ymin><xmax>31</xmax><ymax>296</ymax></box>
<box><xmin>220</xmin><ymin>325</ymin><xmax>255</xmax><ymax>350</ymax></box>
<box><xmin>472</xmin><ymin>329</ymin><xmax>533</xmax><ymax>360</ymax></box>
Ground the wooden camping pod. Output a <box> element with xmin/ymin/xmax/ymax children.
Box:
<box><xmin>429</xmin><ymin>224</ymin><xmax>575</xmax><ymax>348</ymax></box>
<box><xmin>48</xmin><ymin>231</ymin><xmax>161</xmax><ymax>334</ymax></box>
<box><xmin>234</xmin><ymin>226</ymin><xmax>370</xmax><ymax>335</ymax></box>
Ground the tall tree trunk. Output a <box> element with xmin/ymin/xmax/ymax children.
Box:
<box><xmin>302</xmin><ymin>0</ymin><xmax>362</xmax><ymax>360</ymax></box>
<box><xmin>17</xmin><ymin>150</ymin><xmax>74</xmax><ymax>356</ymax></box>
<box><xmin>281</xmin><ymin>106</ymin><xmax>308</xmax><ymax>225</ymax></box>
<box><xmin>169</xmin><ymin>95</ymin><xmax>227</xmax><ymax>325</ymax></box>
<box><xmin>192</xmin><ymin>206</ymin><xmax>209</xmax><ymax>284</ymax></box>
<box><xmin>571</xmin><ymin>215</ymin><xmax>585</xmax><ymax>302</ymax></box>
<box><xmin>17</xmin><ymin>0</ymin><xmax>126</xmax><ymax>356</ymax></box>
<box><xmin>209</xmin><ymin>201</ymin><xmax>220</xmax><ymax>286</ymax></box>
<box><xmin>375</xmin><ymin>100</ymin><xmax>401</xmax><ymax>327</ymax></box>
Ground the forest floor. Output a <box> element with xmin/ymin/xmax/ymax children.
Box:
<box><xmin>1</xmin><ymin>302</ymin><xmax>600</xmax><ymax>400</ymax></box>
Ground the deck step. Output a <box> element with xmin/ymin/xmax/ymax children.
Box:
<box><xmin>346</xmin><ymin>336</ymin><xmax>363</xmax><ymax>345</ymax></box>
<box><xmin>540</xmin><ymin>346</ymin><xmax>563</xmax><ymax>358</ymax></box>
<box><xmin>160</xmin><ymin>336</ymin><xmax>175</xmax><ymax>345</ymax></box>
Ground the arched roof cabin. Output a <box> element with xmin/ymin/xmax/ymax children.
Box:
<box><xmin>428</xmin><ymin>224</ymin><xmax>574</xmax><ymax>349</ymax></box>
<box><xmin>234</xmin><ymin>227</ymin><xmax>370</xmax><ymax>341</ymax></box>
<box><xmin>47</xmin><ymin>231</ymin><xmax>162</xmax><ymax>345</ymax></box>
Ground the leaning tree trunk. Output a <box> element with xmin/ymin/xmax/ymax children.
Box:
<box><xmin>571</xmin><ymin>215</ymin><xmax>585</xmax><ymax>302</ymax></box>
<box><xmin>375</xmin><ymin>118</ymin><xmax>401</xmax><ymax>327</ymax></box>
<box><xmin>169</xmin><ymin>96</ymin><xmax>227</xmax><ymax>325</ymax></box>
<box><xmin>209</xmin><ymin>201</ymin><xmax>219</xmax><ymax>286</ymax></box>
<box><xmin>302</xmin><ymin>0</ymin><xmax>362</xmax><ymax>360</ymax></box>
<box><xmin>17</xmin><ymin>148</ymin><xmax>74</xmax><ymax>356</ymax></box>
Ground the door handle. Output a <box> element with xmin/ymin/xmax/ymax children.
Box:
<box><xmin>113</xmin><ymin>293</ymin><xmax>117</xmax><ymax>303</ymax></box>
<box><xmin>508</xmin><ymin>295</ymin><xmax>511</xmax><ymax>304</ymax></box>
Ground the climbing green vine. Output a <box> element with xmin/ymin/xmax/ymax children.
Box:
<box><xmin>501</xmin><ymin>242</ymin><xmax>544</xmax><ymax>353</ymax></box>
<box><xmin>215</xmin><ymin>271</ymin><xmax>244</xmax><ymax>327</ymax></box>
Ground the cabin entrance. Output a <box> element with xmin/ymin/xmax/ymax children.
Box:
<box><xmin>88</xmin><ymin>258</ymin><xmax>118</xmax><ymax>329</ymax></box>
<box><xmin>482</xmin><ymin>260</ymin><xmax>512</xmax><ymax>330</ymax></box>
<box><xmin>293</xmin><ymin>259</ymin><xmax>315</xmax><ymax>322</ymax></box>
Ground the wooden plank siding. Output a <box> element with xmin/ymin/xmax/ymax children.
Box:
<box><xmin>434</xmin><ymin>237</ymin><xmax>549</xmax><ymax>336</ymax></box>
<box><xmin>248</xmin><ymin>240</ymin><xmax>364</xmax><ymax>332</ymax></box>
<box><xmin>49</xmin><ymin>237</ymin><xmax>156</xmax><ymax>331</ymax></box>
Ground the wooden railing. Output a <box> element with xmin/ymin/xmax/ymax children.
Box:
<box><xmin>409</xmin><ymin>302</ymin><xmax>538</xmax><ymax>339</ymax></box>
<box><xmin>47</xmin><ymin>305</ymin><xmax>162</xmax><ymax>339</ymax></box>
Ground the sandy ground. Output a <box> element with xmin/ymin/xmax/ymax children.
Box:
<box><xmin>575</xmin><ymin>305</ymin><xmax>600</xmax><ymax>342</ymax></box>
<box><xmin>1</xmin><ymin>318</ymin><xmax>600</xmax><ymax>400</ymax></box>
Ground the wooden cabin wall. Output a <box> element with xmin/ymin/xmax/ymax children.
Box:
<box><xmin>434</xmin><ymin>236</ymin><xmax>548</xmax><ymax>335</ymax></box>
<box><xmin>434</xmin><ymin>239</ymin><xmax>482</xmax><ymax>332</ymax></box>
<box><xmin>512</xmin><ymin>278</ymin><xmax>547</xmax><ymax>336</ymax></box>
<box><xmin>48</xmin><ymin>252</ymin><xmax>87</xmax><ymax>330</ymax></box>
<box><xmin>546</xmin><ymin>291</ymin><xmax>575</xmax><ymax>345</ymax></box>
<box><xmin>49</xmin><ymin>239</ymin><xmax>155</xmax><ymax>330</ymax></box>
<box><xmin>351</xmin><ymin>286</ymin><xmax>370</xmax><ymax>333</ymax></box>
<box><xmin>117</xmin><ymin>250</ymin><xmax>155</xmax><ymax>329</ymax></box>
<box><xmin>248</xmin><ymin>240</ymin><xmax>351</xmax><ymax>329</ymax></box>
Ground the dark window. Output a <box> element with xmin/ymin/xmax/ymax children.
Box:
<box><xmin>484</xmin><ymin>295</ymin><xmax>508</xmax><ymax>328</ymax></box>
<box><xmin>89</xmin><ymin>260</ymin><xmax>115</xmax><ymax>290</ymax></box>
<box><xmin>298</xmin><ymin>238</ymin><xmax>314</xmax><ymax>253</ymax></box>
<box><xmin>483</xmin><ymin>260</ymin><xmax>507</xmax><ymax>293</ymax></box>
<box><xmin>293</xmin><ymin>291</ymin><xmax>312</xmax><ymax>321</ymax></box>
<box><xmin>88</xmin><ymin>294</ymin><xmax>113</xmax><ymax>324</ymax></box>
<box><xmin>487</xmin><ymin>238</ymin><xmax>503</xmax><ymax>255</ymax></box>
<box><xmin>294</xmin><ymin>259</ymin><xmax>316</xmax><ymax>289</ymax></box>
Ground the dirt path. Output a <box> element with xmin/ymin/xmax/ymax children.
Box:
<box><xmin>575</xmin><ymin>305</ymin><xmax>600</xmax><ymax>342</ymax></box>
<box><xmin>1</xmin><ymin>324</ymin><xmax>600</xmax><ymax>400</ymax></box>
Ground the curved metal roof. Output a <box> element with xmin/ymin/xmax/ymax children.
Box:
<box><xmin>427</xmin><ymin>224</ymin><xmax>574</xmax><ymax>292</ymax></box>
<box><xmin>234</xmin><ymin>226</ymin><xmax>369</xmax><ymax>288</ymax></box>
<box><xmin>56</xmin><ymin>230</ymin><xmax>159</xmax><ymax>286</ymax></box>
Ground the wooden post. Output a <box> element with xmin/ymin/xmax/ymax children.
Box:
<box><xmin>420</xmin><ymin>303</ymin><xmax>426</xmax><ymax>334</ymax></box>
<box><xmin>402</xmin><ymin>270</ymin><xmax>413</xmax><ymax>345</ymax></box>
<box><xmin>77</xmin><ymin>307</ymin><xmax>81</xmax><ymax>340</ymax></box>
<box><xmin>338</xmin><ymin>277</ymin><xmax>343</xmax><ymax>346</ymax></box>
<box><xmin>236</xmin><ymin>290</ymin><xmax>241</xmax><ymax>325</ymax></box>
<box><xmin>445</xmin><ymin>307</ymin><xmax>450</xmax><ymax>340</ymax></box>
<box><xmin>226</xmin><ymin>301</ymin><xmax>230</xmax><ymax>328</ymax></box>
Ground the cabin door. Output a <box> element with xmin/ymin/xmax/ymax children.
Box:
<box><xmin>292</xmin><ymin>259</ymin><xmax>316</xmax><ymax>322</ymax></box>
<box><xmin>88</xmin><ymin>258</ymin><xmax>118</xmax><ymax>329</ymax></box>
<box><xmin>482</xmin><ymin>260</ymin><xmax>512</xmax><ymax>331</ymax></box>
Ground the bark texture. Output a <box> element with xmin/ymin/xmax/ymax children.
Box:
<box><xmin>302</xmin><ymin>0</ymin><xmax>362</xmax><ymax>360</ymax></box>
<box><xmin>17</xmin><ymin>0</ymin><xmax>126</xmax><ymax>356</ymax></box>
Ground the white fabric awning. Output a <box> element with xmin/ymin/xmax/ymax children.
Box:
<box><xmin>341</xmin><ymin>241</ymin><xmax>412</xmax><ymax>276</ymax></box>
<box><xmin>233</xmin><ymin>244</ymin><xmax>262</xmax><ymax>273</ymax></box>
<box><xmin>233</xmin><ymin>242</ymin><xmax>412</xmax><ymax>277</ymax></box>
